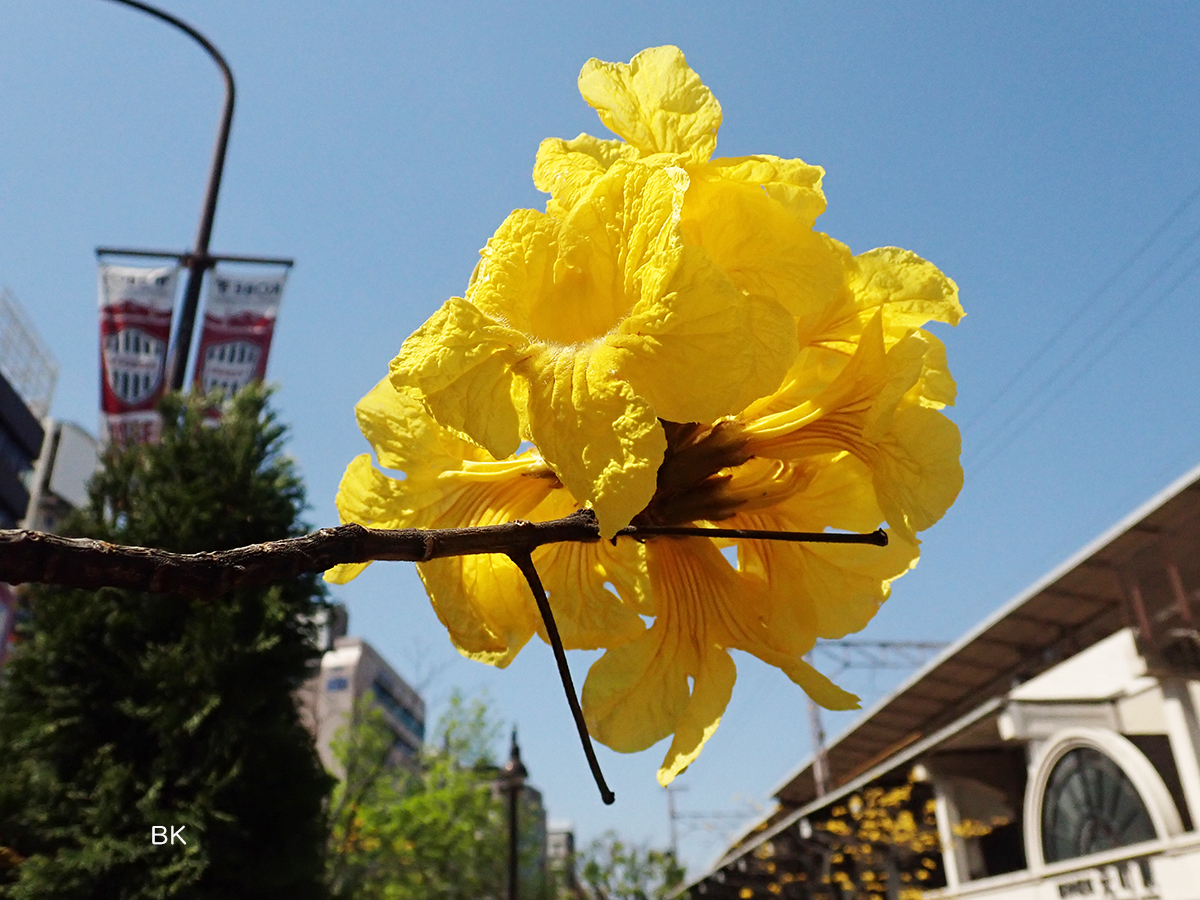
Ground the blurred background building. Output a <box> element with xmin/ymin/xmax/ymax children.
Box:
<box><xmin>298</xmin><ymin>607</ymin><xmax>427</xmax><ymax>775</ymax></box>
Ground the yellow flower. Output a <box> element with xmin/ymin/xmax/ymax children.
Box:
<box><xmin>332</xmin><ymin>45</ymin><xmax>963</xmax><ymax>786</ymax></box>
<box><xmin>326</xmin><ymin>379</ymin><xmax>648</xmax><ymax>667</ymax></box>
<box><xmin>393</xmin><ymin>158</ymin><xmax>797</xmax><ymax>538</ymax></box>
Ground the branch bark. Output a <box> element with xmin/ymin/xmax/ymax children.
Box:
<box><xmin>0</xmin><ymin>510</ymin><xmax>886</xmax><ymax>598</ymax></box>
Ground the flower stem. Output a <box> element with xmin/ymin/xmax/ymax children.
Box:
<box><xmin>507</xmin><ymin>549</ymin><xmax>616</xmax><ymax>805</ymax></box>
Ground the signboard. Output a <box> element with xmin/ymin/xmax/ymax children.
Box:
<box><xmin>98</xmin><ymin>265</ymin><xmax>179</xmax><ymax>445</ymax></box>
<box><xmin>192</xmin><ymin>269</ymin><xmax>286</xmax><ymax>401</ymax></box>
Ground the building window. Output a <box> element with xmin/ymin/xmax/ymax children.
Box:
<box><xmin>372</xmin><ymin>678</ymin><xmax>425</xmax><ymax>742</ymax></box>
<box><xmin>1041</xmin><ymin>746</ymin><xmax>1156</xmax><ymax>863</ymax></box>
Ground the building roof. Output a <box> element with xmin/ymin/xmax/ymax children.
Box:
<box><xmin>768</xmin><ymin>459</ymin><xmax>1200</xmax><ymax>810</ymax></box>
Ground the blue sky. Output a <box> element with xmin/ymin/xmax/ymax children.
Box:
<box><xmin>4</xmin><ymin>0</ymin><xmax>1200</xmax><ymax>874</ymax></box>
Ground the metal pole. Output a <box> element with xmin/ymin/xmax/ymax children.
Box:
<box><xmin>501</xmin><ymin>729</ymin><xmax>527</xmax><ymax>900</ymax></box>
<box><xmin>102</xmin><ymin>0</ymin><xmax>236</xmax><ymax>391</ymax></box>
<box><xmin>807</xmin><ymin>694</ymin><xmax>830</xmax><ymax>797</ymax></box>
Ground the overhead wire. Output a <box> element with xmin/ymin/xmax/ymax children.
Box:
<box><xmin>966</xmin><ymin>224</ymin><xmax>1200</xmax><ymax>472</ymax></box>
<box><xmin>960</xmin><ymin>179</ymin><xmax>1200</xmax><ymax>436</ymax></box>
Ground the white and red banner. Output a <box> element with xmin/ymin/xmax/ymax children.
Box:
<box><xmin>192</xmin><ymin>269</ymin><xmax>286</xmax><ymax>399</ymax></box>
<box><xmin>98</xmin><ymin>265</ymin><xmax>179</xmax><ymax>445</ymax></box>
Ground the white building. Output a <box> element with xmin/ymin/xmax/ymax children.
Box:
<box><xmin>298</xmin><ymin>635</ymin><xmax>425</xmax><ymax>776</ymax></box>
<box><xmin>688</xmin><ymin>461</ymin><xmax>1200</xmax><ymax>899</ymax></box>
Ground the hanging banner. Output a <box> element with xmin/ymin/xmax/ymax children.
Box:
<box><xmin>192</xmin><ymin>269</ymin><xmax>286</xmax><ymax>400</ymax></box>
<box><xmin>98</xmin><ymin>265</ymin><xmax>179</xmax><ymax>445</ymax></box>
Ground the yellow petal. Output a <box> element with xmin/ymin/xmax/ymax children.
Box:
<box><xmin>533</xmin><ymin>538</ymin><xmax>648</xmax><ymax>650</ymax></box>
<box><xmin>389</xmin><ymin>297</ymin><xmax>526</xmax><ymax>460</ymax></box>
<box><xmin>578</xmin><ymin>46</ymin><xmax>721</xmax><ymax>163</ymax></box>
<box><xmin>355</xmin><ymin>376</ymin><xmax>491</xmax><ymax>472</ymax></box>
<box><xmin>904</xmin><ymin>329</ymin><xmax>956</xmax><ymax>409</ymax></box>
<box><xmin>657</xmin><ymin>650</ymin><xmax>737</xmax><ymax>785</ymax></box>
<box><xmin>532</xmin><ymin>133</ymin><xmax>638</xmax><ymax>212</ymax></box>
<box><xmin>558</xmin><ymin>159</ymin><xmax>688</xmax><ymax>321</ymax></box>
<box><xmin>531</xmin><ymin>490</ymin><xmax>649</xmax><ymax>649</ymax></box>
<box><xmin>583</xmin><ymin>622</ymin><xmax>691</xmax><ymax>753</ymax></box>
<box><xmin>613</xmin><ymin>246</ymin><xmax>798</xmax><ymax>423</ymax></box>
<box><xmin>469</xmin><ymin>164</ymin><xmax>687</xmax><ymax>348</ymax></box>
<box><xmin>814</xmin><ymin>247</ymin><xmax>962</xmax><ymax>356</ymax></box>
<box><xmin>417</xmin><ymin>554</ymin><xmax>538</xmax><ymax>668</ymax></box>
<box><xmin>852</xmin><ymin>247</ymin><xmax>963</xmax><ymax>330</ymax></box>
<box><xmin>521</xmin><ymin>343</ymin><xmax>665</xmax><ymax>538</ymax></box>
<box><xmin>873</xmin><ymin>404</ymin><xmax>963</xmax><ymax>537</ymax></box>
<box><xmin>777</xmin><ymin>655</ymin><xmax>860</xmax><ymax>711</ymax></box>
<box><xmin>680</xmin><ymin>172</ymin><xmax>848</xmax><ymax>329</ymax></box>
<box><xmin>703</xmin><ymin>154</ymin><xmax>828</xmax><ymax>228</ymax></box>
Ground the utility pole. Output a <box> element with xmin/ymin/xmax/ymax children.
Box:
<box><xmin>806</xmin><ymin>640</ymin><xmax>947</xmax><ymax>799</ymax></box>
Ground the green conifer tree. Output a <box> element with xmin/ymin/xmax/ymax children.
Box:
<box><xmin>0</xmin><ymin>388</ymin><xmax>331</xmax><ymax>899</ymax></box>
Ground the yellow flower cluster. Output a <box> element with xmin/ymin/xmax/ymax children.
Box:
<box><xmin>328</xmin><ymin>46</ymin><xmax>963</xmax><ymax>785</ymax></box>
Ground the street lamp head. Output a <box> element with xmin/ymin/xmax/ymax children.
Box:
<box><xmin>501</xmin><ymin>727</ymin><xmax>528</xmax><ymax>788</ymax></box>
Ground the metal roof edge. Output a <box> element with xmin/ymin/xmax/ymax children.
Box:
<box><xmin>767</xmin><ymin>457</ymin><xmax>1200</xmax><ymax>803</ymax></box>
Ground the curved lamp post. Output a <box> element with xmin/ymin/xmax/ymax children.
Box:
<box><xmin>101</xmin><ymin>0</ymin><xmax>235</xmax><ymax>391</ymax></box>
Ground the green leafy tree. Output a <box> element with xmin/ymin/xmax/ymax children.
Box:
<box><xmin>0</xmin><ymin>388</ymin><xmax>331</xmax><ymax>899</ymax></box>
<box><xmin>328</xmin><ymin>690</ymin><xmax>546</xmax><ymax>900</ymax></box>
<box><xmin>573</xmin><ymin>832</ymin><xmax>684</xmax><ymax>900</ymax></box>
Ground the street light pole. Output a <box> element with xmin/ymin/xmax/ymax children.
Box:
<box><xmin>102</xmin><ymin>0</ymin><xmax>235</xmax><ymax>391</ymax></box>
<box><xmin>501</xmin><ymin>729</ymin><xmax>528</xmax><ymax>900</ymax></box>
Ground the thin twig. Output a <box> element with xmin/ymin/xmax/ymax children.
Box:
<box><xmin>507</xmin><ymin>547</ymin><xmax>615</xmax><ymax>806</ymax></box>
<box><xmin>0</xmin><ymin>512</ymin><xmax>887</xmax><ymax>598</ymax></box>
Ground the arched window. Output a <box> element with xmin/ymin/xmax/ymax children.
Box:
<box><xmin>1041</xmin><ymin>746</ymin><xmax>1156</xmax><ymax>863</ymax></box>
<box><xmin>1025</xmin><ymin>728</ymin><xmax>1183</xmax><ymax>869</ymax></box>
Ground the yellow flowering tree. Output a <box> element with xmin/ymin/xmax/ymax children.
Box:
<box><xmin>328</xmin><ymin>46</ymin><xmax>963</xmax><ymax>788</ymax></box>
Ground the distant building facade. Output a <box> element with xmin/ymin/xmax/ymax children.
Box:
<box><xmin>688</xmin><ymin>461</ymin><xmax>1200</xmax><ymax>899</ymax></box>
<box><xmin>0</xmin><ymin>370</ymin><xmax>43</xmax><ymax>529</ymax></box>
<box><xmin>299</xmin><ymin>635</ymin><xmax>426</xmax><ymax>776</ymax></box>
<box><xmin>23</xmin><ymin>420</ymin><xmax>99</xmax><ymax>533</ymax></box>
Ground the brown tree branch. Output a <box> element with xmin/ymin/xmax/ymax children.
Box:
<box><xmin>0</xmin><ymin>511</ymin><xmax>888</xmax><ymax>805</ymax></box>
<box><xmin>0</xmin><ymin>510</ymin><xmax>887</xmax><ymax>598</ymax></box>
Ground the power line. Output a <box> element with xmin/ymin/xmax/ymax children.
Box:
<box><xmin>968</xmin><ymin>245</ymin><xmax>1200</xmax><ymax>473</ymax></box>
<box><xmin>960</xmin><ymin>180</ymin><xmax>1200</xmax><ymax>436</ymax></box>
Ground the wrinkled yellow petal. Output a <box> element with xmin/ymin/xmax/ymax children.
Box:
<box><xmin>557</xmin><ymin>160</ymin><xmax>688</xmax><ymax>321</ymax></box>
<box><xmin>814</xmin><ymin>247</ymin><xmax>962</xmax><ymax>356</ymax></box>
<box><xmin>578</xmin><ymin>46</ymin><xmax>721</xmax><ymax>163</ymax></box>
<box><xmin>356</xmin><ymin>376</ymin><xmax>492</xmax><ymax>471</ymax></box>
<box><xmin>389</xmin><ymin>297</ymin><xmax>526</xmax><ymax>460</ymax></box>
<box><xmin>873</xmin><ymin>404</ymin><xmax>963</xmax><ymax>537</ymax></box>
<box><xmin>613</xmin><ymin>246</ymin><xmax>797</xmax><ymax>423</ymax></box>
<box><xmin>680</xmin><ymin>172</ymin><xmax>847</xmax><ymax>327</ymax></box>
<box><xmin>852</xmin><ymin>247</ymin><xmax>963</xmax><ymax>329</ymax></box>
<box><xmin>532</xmin><ymin>133</ymin><xmax>639</xmax><ymax>213</ymax></box>
<box><xmin>703</xmin><ymin>154</ymin><xmax>827</xmax><ymax>228</ymax></box>
<box><xmin>521</xmin><ymin>343</ymin><xmax>665</xmax><ymax>538</ymax></box>
<box><xmin>657</xmin><ymin>650</ymin><xmax>737</xmax><ymax>785</ymax></box>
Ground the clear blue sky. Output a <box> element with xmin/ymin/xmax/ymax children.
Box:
<box><xmin>4</xmin><ymin>0</ymin><xmax>1200</xmax><ymax>875</ymax></box>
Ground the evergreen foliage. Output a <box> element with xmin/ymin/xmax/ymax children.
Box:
<box><xmin>327</xmin><ymin>690</ymin><xmax>543</xmax><ymax>900</ymax></box>
<box><xmin>0</xmin><ymin>389</ymin><xmax>332</xmax><ymax>899</ymax></box>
